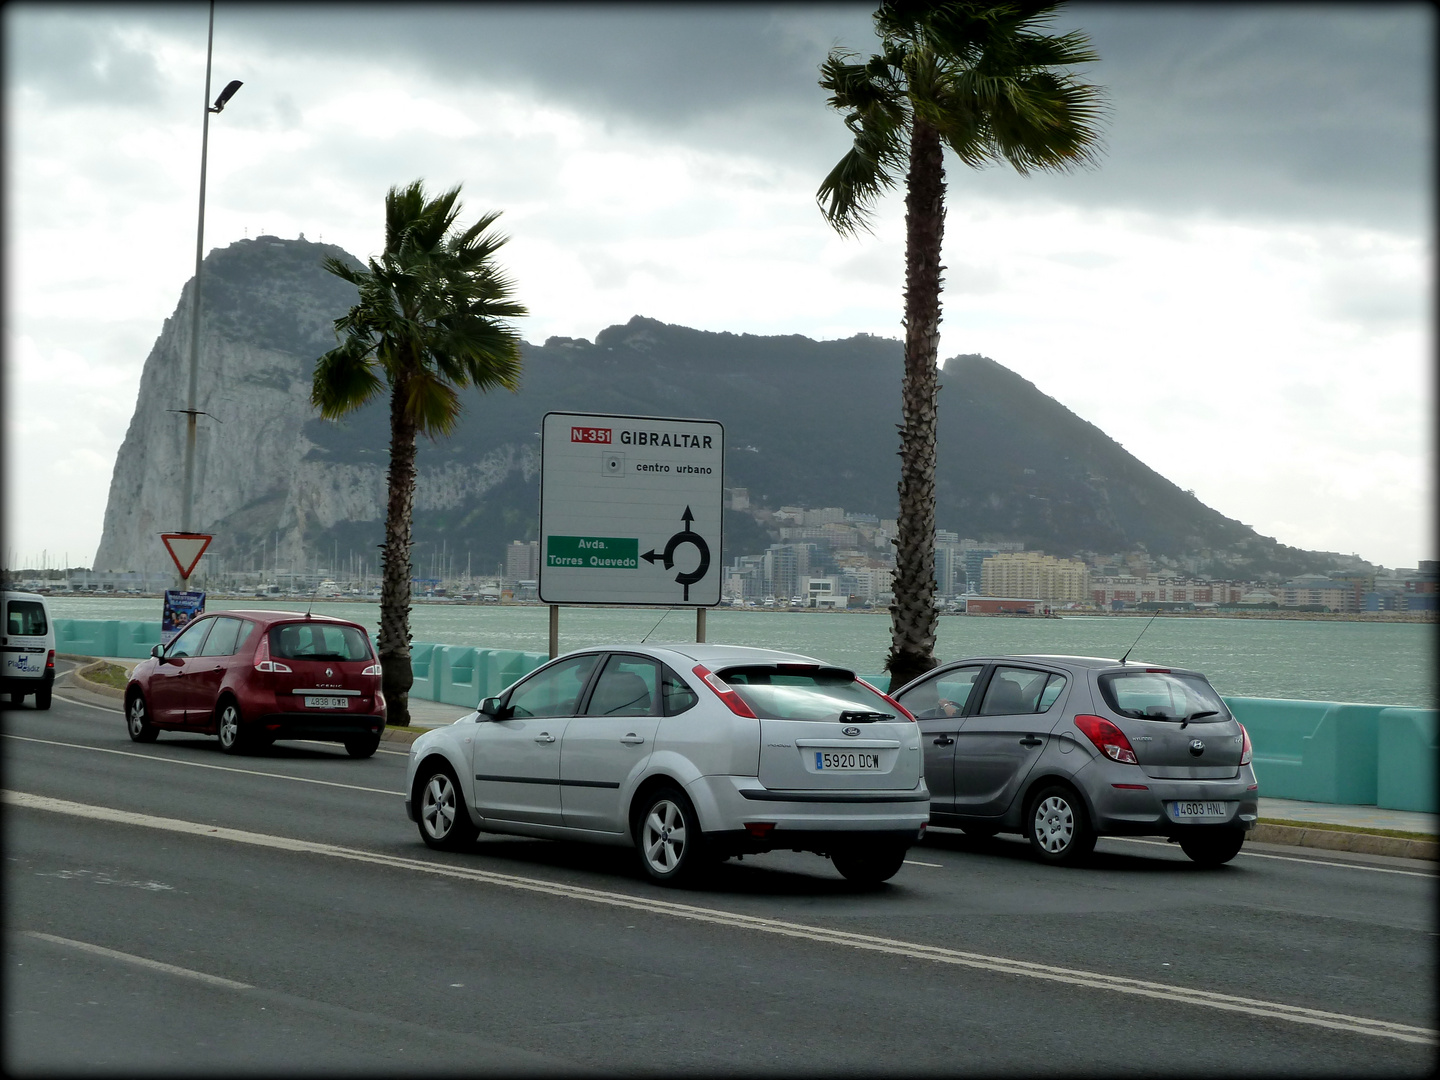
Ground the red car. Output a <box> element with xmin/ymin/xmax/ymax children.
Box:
<box><xmin>124</xmin><ymin>609</ymin><xmax>386</xmax><ymax>758</ymax></box>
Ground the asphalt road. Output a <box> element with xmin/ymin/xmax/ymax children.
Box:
<box><xmin>4</xmin><ymin>664</ymin><xmax>1435</xmax><ymax>1075</ymax></box>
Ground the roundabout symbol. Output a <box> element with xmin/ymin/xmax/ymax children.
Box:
<box><xmin>641</xmin><ymin>506</ymin><xmax>711</xmax><ymax>601</ymax></box>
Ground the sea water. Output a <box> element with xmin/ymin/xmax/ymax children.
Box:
<box><xmin>45</xmin><ymin>596</ymin><xmax>1435</xmax><ymax>708</ymax></box>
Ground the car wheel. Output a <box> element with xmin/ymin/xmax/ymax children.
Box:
<box><xmin>831</xmin><ymin>842</ymin><xmax>908</xmax><ymax>885</ymax></box>
<box><xmin>216</xmin><ymin>701</ymin><xmax>247</xmax><ymax>755</ymax></box>
<box><xmin>1026</xmin><ymin>784</ymin><xmax>1096</xmax><ymax>865</ymax></box>
<box><xmin>1179</xmin><ymin>828</ymin><xmax>1245</xmax><ymax>866</ymax></box>
<box><xmin>416</xmin><ymin>761</ymin><xmax>478</xmax><ymax>851</ymax></box>
<box><xmin>35</xmin><ymin>684</ymin><xmax>52</xmax><ymax>710</ymax></box>
<box><xmin>344</xmin><ymin>733</ymin><xmax>380</xmax><ymax>759</ymax></box>
<box><xmin>126</xmin><ymin>693</ymin><xmax>159</xmax><ymax>743</ymax></box>
<box><xmin>635</xmin><ymin>788</ymin><xmax>708</xmax><ymax>886</ymax></box>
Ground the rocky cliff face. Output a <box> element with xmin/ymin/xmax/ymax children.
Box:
<box><xmin>92</xmin><ymin>236</ymin><xmax>538</xmax><ymax>576</ymax></box>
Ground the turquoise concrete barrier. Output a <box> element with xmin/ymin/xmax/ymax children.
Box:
<box><xmin>408</xmin><ymin>642</ymin><xmax>438</xmax><ymax>701</ymax></box>
<box><xmin>117</xmin><ymin>620</ymin><xmax>163</xmax><ymax>658</ymax></box>
<box><xmin>1377</xmin><ymin>707</ymin><xmax>1439</xmax><ymax>813</ymax></box>
<box><xmin>55</xmin><ymin>619</ymin><xmax>120</xmax><ymax>657</ymax></box>
<box><xmin>1223</xmin><ymin>698</ymin><xmax>1387</xmax><ymax>806</ymax></box>
<box><xmin>410</xmin><ymin>643</ymin><xmax>547</xmax><ymax>708</ymax></box>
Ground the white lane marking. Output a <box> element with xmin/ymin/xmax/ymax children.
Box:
<box><xmin>2</xmin><ymin>734</ymin><xmax>398</xmax><ymax>797</ymax></box>
<box><xmin>903</xmin><ymin>859</ymin><xmax>943</xmax><ymax>867</ymax></box>
<box><xmin>8</xmin><ymin>790</ymin><xmax>1433</xmax><ymax>1047</ymax></box>
<box><xmin>1105</xmin><ymin>836</ymin><xmax>1435</xmax><ymax>879</ymax></box>
<box><xmin>21</xmin><ymin>930</ymin><xmax>253</xmax><ymax>990</ymax></box>
<box><xmin>50</xmin><ymin>692</ymin><xmax>121</xmax><ymax>713</ymax></box>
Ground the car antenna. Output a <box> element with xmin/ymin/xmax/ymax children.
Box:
<box><xmin>640</xmin><ymin>607</ymin><xmax>674</xmax><ymax>644</ymax></box>
<box><xmin>1118</xmin><ymin>609</ymin><xmax>1162</xmax><ymax>665</ymax></box>
<box><xmin>304</xmin><ymin>581</ymin><xmax>320</xmax><ymax>620</ymax></box>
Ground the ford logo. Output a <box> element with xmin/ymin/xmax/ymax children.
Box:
<box><xmin>1189</xmin><ymin>739</ymin><xmax>1206</xmax><ymax>756</ymax></box>
<box><xmin>842</xmin><ymin>726</ymin><xmax>861</xmax><ymax>737</ymax></box>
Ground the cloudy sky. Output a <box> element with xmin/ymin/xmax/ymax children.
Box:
<box><xmin>4</xmin><ymin>2</ymin><xmax>1433</xmax><ymax>572</ymax></box>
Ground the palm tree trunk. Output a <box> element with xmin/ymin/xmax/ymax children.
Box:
<box><xmin>378</xmin><ymin>374</ymin><xmax>417</xmax><ymax>726</ymax></box>
<box><xmin>887</xmin><ymin>115</ymin><xmax>945</xmax><ymax>690</ymax></box>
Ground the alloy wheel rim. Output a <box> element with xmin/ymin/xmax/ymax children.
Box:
<box><xmin>128</xmin><ymin>701</ymin><xmax>144</xmax><ymax>735</ymax></box>
<box><xmin>219</xmin><ymin>707</ymin><xmax>238</xmax><ymax>745</ymax></box>
<box><xmin>1035</xmin><ymin>796</ymin><xmax>1074</xmax><ymax>853</ymax></box>
<box><xmin>423</xmin><ymin>776</ymin><xmax>455</xmax><ymax>838</ymax></box>
<box><xmin>643</xmin><ymin>800</ymin><xmax>686</xmax><ymax>872</ymax></box>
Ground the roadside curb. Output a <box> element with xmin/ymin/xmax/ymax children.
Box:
<box><xmin>67</xmin><ymin>659</ymin><xmax>126</xmax><ymax>700</ymax></box>
<box><xmin>381</xmin><ymin>726</ymin><xmax>426</xmax><ymax>746</ymax></box>
<box><xmin>1252</xmin><ymin>821</ymin><xmax>1437</xmax><ymax>861</ymax></box>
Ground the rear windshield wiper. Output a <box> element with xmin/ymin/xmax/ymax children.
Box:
<box><xmin>839</xmin><ymin>710</ymin><xmax>894</xmax><ymax>723</ymax></box>
<box><xmin>1180</xmin><ymin>709</ymin><xmax>1219</xmax><ymax>729</ymax></box>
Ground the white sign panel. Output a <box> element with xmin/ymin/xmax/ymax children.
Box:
<box><xmin>540</xmin><ymin>412</ymin><xmax>724</xmax><ymax>606</ymax></box>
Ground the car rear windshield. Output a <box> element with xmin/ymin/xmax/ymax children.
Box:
<box><xmin>1098</xmin><ymin>670</ymin><xmax>1230</xmax><ymax>723</ymax></box>
<box><xmin>717</xmin><ymin>664</ymin><xmax>896</xmax><ymax>721</ymax></box>
<box><xmin>269</xmin><ymin>622</ymin><xmax>373</xmax><ymax>662</ymax></box>
<box><xmin>6</xmin><ymin>600</ymin><xmax>47</xmax><ymax>636</ymax></box>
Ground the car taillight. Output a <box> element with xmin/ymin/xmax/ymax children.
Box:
<box><xmin>252</xmin><ymin>633</ymin><xmax>292</xmax><ymax>674</ymax></box>
<box><xmin>45</xmin><ymin>649</ymin><xmax>54</xmax><ymax>671</ymax></box>
<box><xmin>1074</xmin><ymin>714</ymin><xmax>1138</xmax><ymax>765</ymax></box>
<box><xmin>856</xmin><ymin>678</ymin><xmax>917</xmax><ymax>721</ymax></box>
<box><xmin>362</xmin><ymin>663</ymin><xmax>382</xmax><ymax>676</ymax></box>
<box><xmin>692</xmin><ymin>664</ymin><xmax>757</xmax><ymax>718</ymax></box>
<box><xmin>1239</xmin><ymin>723</ymin><xmax>1252</xmax><ymax>766</ymax></box>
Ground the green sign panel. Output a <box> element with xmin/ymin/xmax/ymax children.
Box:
<box><xmin>546</xmin><ymin>536</ymin><xmax>639</xmax><ymax>569</ymax></box>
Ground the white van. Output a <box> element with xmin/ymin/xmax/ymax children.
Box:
<box><xmin>3</xmin><ymin>590</ymin><xmax>56</xmax><ymax>710</ymax></box>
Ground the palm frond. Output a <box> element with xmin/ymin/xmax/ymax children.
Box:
<box><xmin>311</xmin><ymin>338</ymin><xmax>384</xmax><ymax>418</ymax></box>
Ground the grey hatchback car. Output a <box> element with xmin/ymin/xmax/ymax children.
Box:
<box><xmin>892</xmin><ymin>655</ymin><xmax>1257</xmax><ymax>866</ymax></box>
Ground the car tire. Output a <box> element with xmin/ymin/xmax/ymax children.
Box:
<box><xmin>344</xmin><ymin>733</ymin><xmax>380</xmax><ymax>759</ymax></box>
<box><xmin>416</xmin><ymin>761</ymin><xmax>478</xmax><ymax>851</ymax></box>
<box><xmin>35</xmin><ymin>683</ymin><xmax>52</xmax><ymax>710</ymax></box>
<box><xmin>216</xmin><ymin>700</ymin><xmax>248</xmax><ymax>755</ymax></box>
<box><xmin>831</xmin><ymin>842</ymin><xmax>908</xmax><ymax>885</ymax></box>
<box><xmin>1179</xmin><ymin>828</ymin><xmax>1245</xmax><ymax>866</ymax></box>
<box><xmin>634</xmin><ymin>787</ymin><xmax>708</xmax><ymax>886</ymax></box>
<box><xmin>1026</xmin><ymin>784</ymin><xmax>1097</xmax><ymax>865</ymax></box>
<box><xmin>126</xmin><ymin>693</ymin><xmax>159</xmax><ymax>743</ymax></box>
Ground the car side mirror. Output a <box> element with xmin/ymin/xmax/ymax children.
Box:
<box><xmin>479</xmin><ymin>696</ymin><xmax>508</xmax><ymax>719</ymax></box>
<box><xmin>151</xmin><ymin>644</ymin><xmax>165</xmax><ymax>661</ymax></box>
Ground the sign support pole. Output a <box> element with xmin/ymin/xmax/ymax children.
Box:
<box><xmin>548</xmin><ymin>605</ymin><xmax>560</xmax><ymax>659</ymax></box>
<box><xmin>696</xmin><ymin>606</ymin><xmax>706</xmax><ymax>643</ymax></box>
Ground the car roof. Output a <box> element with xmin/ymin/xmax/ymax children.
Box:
<box><xmin>557</xmin><ymin>642</ymin><xmax>834</xmax><ymax>668</ymax></box>
<box><xmin>934</xmin><ymin>654</ymin><xmax>1205</xmax><ymax>677</ymax></box>
<box><xmin>208</xmin><ymin>609</ymin><xmax>368</xmax><ymax>628</ymax></box>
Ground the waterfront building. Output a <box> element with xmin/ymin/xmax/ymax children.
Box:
<box><xmin>505</xmin><ymin>540</ymin><xmax>539</xmax><ymax>585</ymax></box>
<box><xmin>981</xmin><ymin>552</ymin><xmax>1089</xmax><ymax>602</ymax></box>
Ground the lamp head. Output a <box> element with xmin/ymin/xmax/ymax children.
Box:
<box><xmin>209</xmin><ymin>79</ymin><xmax>243</xmax><ymax>113</ymax></box>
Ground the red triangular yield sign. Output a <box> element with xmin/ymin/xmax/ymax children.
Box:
<box><xmin>161</xmin><ymin>533</ymin><xmax>213</xmax><ymax>579</ymax></box>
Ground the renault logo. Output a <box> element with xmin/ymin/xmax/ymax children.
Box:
<box><xmin>326</xmin><ymin>667</ymin><xmax>334</xmax><ymax>678</ymax></box>
<box><xmin>1189</xmin><ymin>738</ymin><xmax>1206</xmax><ymax>756</ymax></box>
<box><xmin>842</xmin><ymin>726</ymin><xmax>861</xmax><ymax>737</ymax></box>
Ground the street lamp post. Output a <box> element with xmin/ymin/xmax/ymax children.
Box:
<box><xmin>178</xmin><ymin>0</ymin><xmax>241</xmax><ymax>549</ymax></box>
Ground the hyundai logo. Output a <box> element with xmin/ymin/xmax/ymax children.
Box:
<box><xmin>1189</xmin><ymin>739</ymin><xmax>1206</xmax><ymax>756</ymax></box>
<box><xmin>842</xmin><ymin>726</ymin><xmax>861</xmax><ymax>737</ymax></box>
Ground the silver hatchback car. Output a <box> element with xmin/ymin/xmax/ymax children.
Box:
<box><xmin>404</xmin><ymin>644</ymin><xmax>929</xmax><ymax>886</ymax></box>
<box><xmin>892</xmin><ymin>655</ymin><xmax>1257</xmax><ymax>865</ymax></box>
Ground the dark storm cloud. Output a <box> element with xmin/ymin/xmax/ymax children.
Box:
<box><xmin>7</xmin><ymin>3</ymin><xmax>1431</xmax><ymax>230</ymax></box>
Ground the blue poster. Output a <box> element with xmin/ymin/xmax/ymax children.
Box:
<box><xmin>162</xmin><ymin>590</ymin><xmax>206</xmax><ymax>645</ymax></box>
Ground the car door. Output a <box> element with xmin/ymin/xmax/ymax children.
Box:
<box><xmin>560</xmin><ymin>653</ymin><xmax>664</xmax><ymax>834</ymax></box>
<box><xmin>894</xmin><ymin>665</ymin><xmax>985</xmax><ymax>816</ymax></box>
<box><xmin>185</xmin><ymin>616</ymin><xmax>246</xmax><ymax>723</ymax></box>
<box><xmin>148</xmin><ymin>618</ymin><xmax>214</xmax><ymax>725</ymax></box>
<box><xmin>952</xmin><ymin>665</ymin><xmax>1070</xmax><ymax>818</ymax></box>
<box><xmin>471</xmin><ymin>653</ymin><xmax>600</xmax><ymax>826</ymax></box>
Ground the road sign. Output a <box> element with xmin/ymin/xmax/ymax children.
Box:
<box><xmin>540</xmin><ymin>412</ymin><xmax>723</xmax><ymax>606</ymax></box>
<box><xmin>160</xmin><ymin>533</ymin><xmax>212</xmax><ymax>580</ymax></box>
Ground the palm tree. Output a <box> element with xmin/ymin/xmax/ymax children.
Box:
<box><xmin>312</xmin><ymin>180</ymin><xmax>527</xmax><ymax>725</ymax></box>
<box><xmin>818</xmin><ymin>1</ymin><xmax>1104</xmax><ymax>688</ymax></box>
